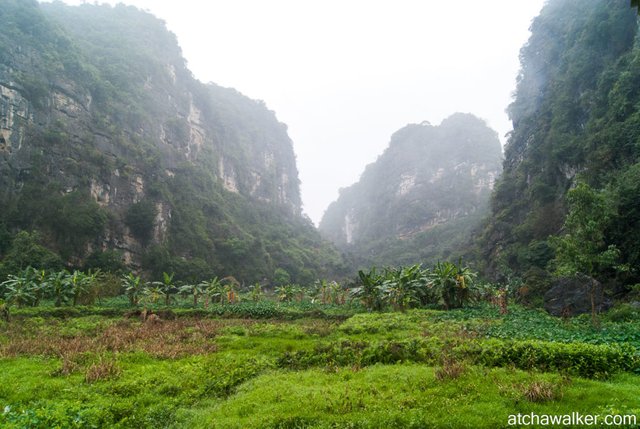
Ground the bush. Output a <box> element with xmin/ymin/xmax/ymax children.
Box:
<box><xmin>125</xmin><ymin>200</ymin><xmax>156</xmax><ymax>244</ymax></box>
<box><xmin>276</xmin><ymin>336</ymin><xmax>640</xmax><ymax>379</ymax></box>
<box><xmin>276</xmin><ymin>338</ymin><xmax>440</xmax><ymax>370</ymax></box>
<box><xmin>0</xmin><ymin>231</ymin><xmax>62</xmax><ymax>279</ymax></box>
<box><xmin>605</xmin><ymin>303</ymin><xmax>640</xmax><ymax>323</ymax></box>
<box><xmin>467</xmin><ymin>339</ymin><xmax>639</xmax><ymax>379</ymax></box>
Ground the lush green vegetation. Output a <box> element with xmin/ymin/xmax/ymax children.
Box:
<box><xmin>1</xmin><ymin>0</ymin><xmax>640</xmax><ymax>426</ymax></box>
<box><xmin>0</xmin><ymin>0</ymin><xmax>347</xmax><ymax>286</ymax></box>
<box><xmin>0</xmin><ymin>302</ymin><xmax>638</xmax><ymax>428</ymax></box>
<box><xmin>0</xmin><ymin>262</ymin><xmax>638</xmax><ymax>427</ymax></box>
<box><xmin>481</xmin><ymin>0</ymin><xmax>640</xmax><ymax>302</ymax></box>
<box><xmin>0</xmin><ymin>261</ymin><xmax>480</xmax><ymax>317</ymax></box>
<box><xmin>320</xmin><ymin>113</ymin><xmax>502</xmax><ymax>270</ymax></box>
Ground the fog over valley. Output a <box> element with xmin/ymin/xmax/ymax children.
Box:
<box><xmin>42</xmin><ymin>0</ymin><xmax>545</xmax><ymax>224</ymax></box>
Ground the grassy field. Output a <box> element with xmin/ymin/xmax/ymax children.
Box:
<box><xmin>1</xmin><ymin>304</ymin><xmax>639</xmax><ymax>428</ymax></box>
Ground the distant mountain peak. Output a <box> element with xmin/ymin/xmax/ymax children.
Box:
<box><xmin>319</xmin><ymin>113</ymin><xmax>502</xmax><ymax>268</ymax></box>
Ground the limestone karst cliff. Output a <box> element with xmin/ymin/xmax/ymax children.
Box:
<box><xmin>319</xmin><ymin>113</ymin><xmax>502</xmax><ymax>268</ymax></box>
<box><xmin>479</xmin><ymin>0</ymin><xmax>640</xmax><ymax>290</ymax></box>
<box><xmin>0</xmin><ymin>0</ymin><xmax>345</xmax><ymax>283</ymax></box>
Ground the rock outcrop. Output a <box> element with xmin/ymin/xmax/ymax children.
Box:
<box><xmin>0</xmin><ymin>1</ymin><xmax>344</xmax><ymax>283</ymax></box>
<box><xmin>319</xmin><ymin>113</ymin><xmax>502</xmax><ymax>267</ymax></box>
<box><xmin>543</xmin><ymin>275</ymin><xmax>612</xmax><ymax>317</ymax></box>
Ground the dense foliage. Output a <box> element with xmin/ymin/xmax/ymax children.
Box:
<box><xmin>0</xmin><ymin>306</ymin><xmax>638</xmax><ymax>427</ymax></box>
<box><xmin>351</xmin><ymin>262</ymin><xmax>477</xmax><ymax>311</ymax></box>
<box><xmin>481</xmin><ymin>0</ymin><xmax>640</xmax><ymax>297</ymax></box>
<box><xmin>0</xmin><ymin>1</ymin><xmax>346</xmax><ymax>284</ymax></box>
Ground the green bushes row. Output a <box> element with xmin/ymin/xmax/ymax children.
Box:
<box><xmin>467</xmin><ymin>339</ymin><xmax>639</xmax><ymax>379</ymax></box>
<box><xmin>277</xmin><ymin>337</ymin><xmax>640</xmax><ymax>379</ymax></box>
<box><xmin>7</xmin><ymin>301</ymin><xmax>353</xmax><ymax>321</ymax></box>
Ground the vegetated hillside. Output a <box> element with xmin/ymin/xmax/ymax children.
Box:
<box><xmin>0</xmin><ymin>0</ymin><xmax>347</xmax><ymax>283</ymax></box>
<box><xmin>481</xmin><ymin>0</ymin><xmax>640</xmax><ymax>291</ymax></box>
<box><xmin>319</xmin><ymin>113</ymin><xmax>502</xmax><ymax>268</ymax></box>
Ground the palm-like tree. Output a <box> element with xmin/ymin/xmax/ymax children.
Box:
<box><xmin>47</xmin><ymin>270</ymin><xmax>73</xmax><ymax>307</ymax></box>
<box><xmin>350</xmin><ymin>268</ymin><xmax>385</xmax><ymax>311</ymax></box>
<box><xmin>122</xmin><ymin>273</ymin><xmax>144</xmax><ymax>306</ymax></box>
<box><xmin>180</xmin><ymin>283</ymin><xmax>205</xmax><ymax>307</ymax></box>
<box><xmin>1</xmin><ymin>268</ymin><xmax>37</xmax><ymax>307</ymax></box>
<box><xmin>152</xmin><ymin>272</ymin><xmax>176</xmax><ymax>306</ymax></box>
<box><xmin>430</xmin><ymin>261</ymin><xmax>476</xmax><ymax>309</ymax></box>
<box><xmin>200</xmin><ymin>277</ymin><xmax>223</xmax><ymax>308</ymax></box>
<box><xmin>248</xmin><ymin>282</ymin><xmax>263</xmax><ymax>302</ymax></box>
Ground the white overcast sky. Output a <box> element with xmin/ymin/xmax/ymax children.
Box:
<box><xmin>43</xmin><ymin>0</ymin><xmax>546</xmax><ymax>224</ymax></box>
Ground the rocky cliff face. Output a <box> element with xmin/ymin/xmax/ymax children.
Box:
<box><xmin>0</xmin><ymin>1</ymin><xmax>344</xmax><ymax>283</ymax></box>
<box><xmin>480</xmin><ymin>0</ymin><xmax>640</xmax><ymax>286</ymax></box>
<box><xmin>319</xmin><ymin>113</ymin><xmax>502</xmax><ymax>267</ymax></box>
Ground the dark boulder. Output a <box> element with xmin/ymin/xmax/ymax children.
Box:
<box><xmin>543</xmin><ymin>275</ymin><xmax>612</xmax><ymax>317</ymax></box>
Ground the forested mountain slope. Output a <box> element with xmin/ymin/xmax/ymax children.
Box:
<box><xmin>320</xmin><ymin>113</ymin><xmax>502</xmax><ymax>268</ymax></box>
<box><xmin>481</xmin><ymin>0</ymin><xmax>640</xmax><ymax>291</ymax></box>
<box><xmin>0</xmin><ymin>0</ymin><xmax>346</xmax><ymax>283</ymax></box>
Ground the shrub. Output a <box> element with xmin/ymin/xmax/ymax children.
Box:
<box><xmin>520</xmin><ymin>380</ymin><xmax>560</xmax><ymax>402</ymax></box>
<box><xmin>276</xmin><ymin>338</ymin><xmax>440</xmax><ymax>370</ymax></box>
<box><xmin>605</xmin><ymin>303</ymin><xmax>640</xmax><ymax>322</ymax></box>
<box><xmin>467</xmin><ymin>339</ymin><xmax>639</xmax><ymax>379</ymax></box>
<box><xmin>434</xmin><ymin>357</ymin><xmax>467</xmax><ymax>381</ymax></box>
<box><xmin>125</xmin><ymin>200</ymin><xmax>156</xmax><ymax>244</ymax></box>
<box><xmin>277</xmin><ymin>336</ymin><xmax>639</xmax><ymax>379</ymax></box>
<box><xmin>85</xmin><ymin>357</ymin><xmax>121</xmax><ymax>383</ymax></box>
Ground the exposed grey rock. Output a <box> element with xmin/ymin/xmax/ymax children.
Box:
<box><xmin>319</xmin><ymin>113</ymin><xmax>502</xmax><ymax>266</ymax></box>
<box><xmin>543</xmin><ymin>274</ymin><xmax>612</xmax><ymax>317</ymax></box>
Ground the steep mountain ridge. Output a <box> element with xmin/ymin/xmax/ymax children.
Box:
<box><xmin>0</xmin><ymin>0</ymin><xmax>345</xmax><ymax>283</ymax></box>
<box><xmin>319</xmin><ymin>113</ymin><xmax>502</xmax><ymax>268</ymax></box>
<box><xmin>481</xmin><ymin>0</ymin><xmax>640</xmax><ymax>289</ymax></box>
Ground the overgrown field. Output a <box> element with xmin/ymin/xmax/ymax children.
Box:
<box><xmin>1</xmin><ymin>305</ymin><xmax>639</xmax><ymax>428</ymax></box>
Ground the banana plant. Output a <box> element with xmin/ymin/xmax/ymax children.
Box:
<box><xmin>312</xmin><ymin>280</ymin><xmax>344</xmax><ymax>305</ymax></box>
<box><xmin>275</xmin><ymin>284</ymin><xmax>299</xmax><ymax>303</ymax></box>
<box><xmin>1</xmin><ymin>268</ymin><xmax>37</xmax><ymax>307</ymax></box>
<box><xmin>122</xmin><ymin>273</ymin><xmax>144</xmax><ymax>306</ymax></box>
<box><xmin>221</xmin><ymin>276</ymin><xmax>240</xmax><ymax>304</ymax></box>
<box><xmin>248</xmin><ymin>282</ymin><xmax>263</xmax><ymax>302</ymax></box>
<box><xmin>152</xmin><ymin>272</ymin><xmax>176</xmax><ymax>306</ymax></box>
<box><xmin>313</xmin><ymin>279</ymin><xmax>330</xmax><ymax>304</ymax></box>
<box><xmin>68</xmin><ymin>270</ymin><xmax>97</xmax><ymax>306</ymax></box>
<box><xmin>32</xmin><ymin>269</ymin><xmax>48</xmax><ymax>307</ymax></box>
<box><xmin>350</xmin><ymin>268</ymin><xmax>386</xmax><ymax>311</ymax></box>
<box><xmin>225</xmin><ymin>285</ymin><xmax>239</xmax><ymax>304</ymax></box>
<box><xmin>381</xmin><ymin>266</ymin><xmax>419</xmax><ymax>311</ymax></box>
<box><xmin>200</xmin><ymin>277</ymin><xmax>223</xmax><ymax>307</ymax></box>
<box><xmin>0</xmin><ymin>299</ymin><xmax>9</xmax><ymax>322</ymax></box>
<box><xmin>47</xmin><ymin>269</ymin><xmax>73</xmax><ymax>307</ymax></box>
<box><xmin>430</xmin><ymin>261</ymin><xmax>476</xmax><ymax>309</ymax></box>
<box><xmin>329</xmin><ymin>281</ymin><xmax>345</xmax><ymax>305</ymax></box>
<box><xmin>142</xmin><ymin>283</ymin><xmax>166</xmax><ymax>306</ymax></box>
<box><xmin>180</xmin><ymin>283</ymin><xmax>205</xmax><ymax>307</ymax></box>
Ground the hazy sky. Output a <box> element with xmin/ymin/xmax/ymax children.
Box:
<box><xmin>44</xmin><ymin>0</ymin><xmax>546</xmax><ymax>224</ymax></box>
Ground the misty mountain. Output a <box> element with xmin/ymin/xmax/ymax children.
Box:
<box><xmin>319</xmin><ymin>113</ymin><xmax>502</xmax><ymax>268</ymax></box>
<box><xmin>480</xmin><ymin>0</ymin><xmax>640</xmax><ymax>290</ymax></box>
<box><xmin>0</xmin><ymin>0</ymin><xmax>347</xmax><ymax>283</ymax></box>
